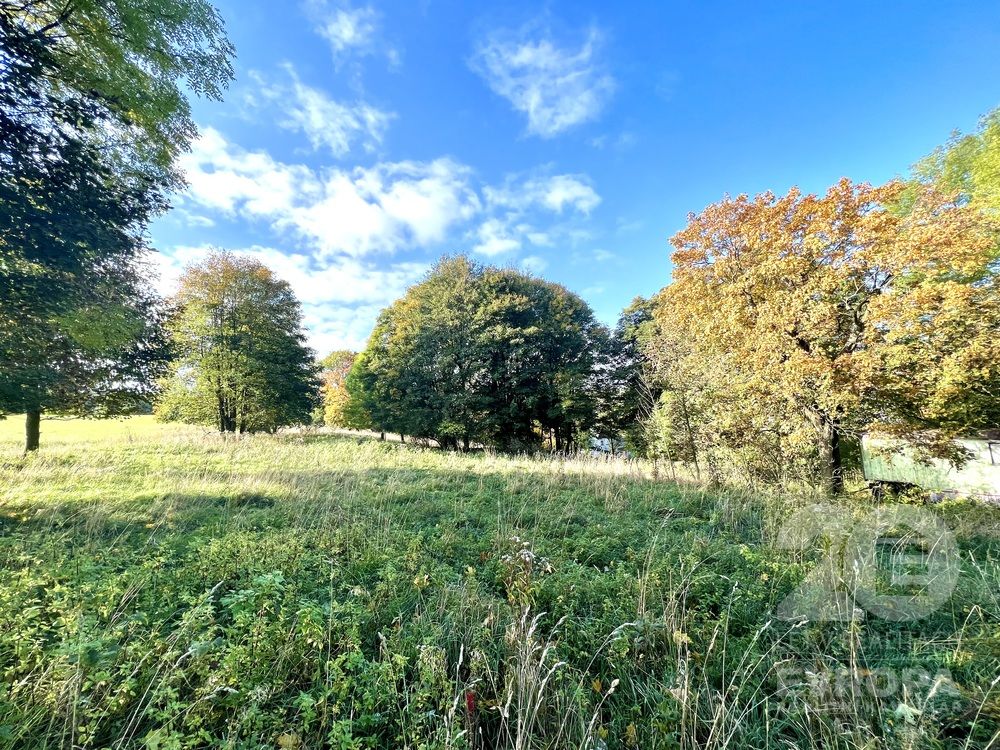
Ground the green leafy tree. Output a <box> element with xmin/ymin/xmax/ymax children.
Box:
<box><xmin>0</xmin><ymin>0</ymin><xmax>233</xmax><ymax>450</ymax></box>
<box><xmin>0</xmin><ymin>16</ymin><xmax>172</xmax><ymax>450</ymax></box>
<box><xmin>593</xmin><ymin>297</ymin><xmax>657</xmax><ymax>454</ymax></box>
<box><xmin>1</xmin><ymin>0</ymin><xmax>233</xmax><ymax>188</ymax></box>
<box><xmin>352</xmin><ymin>257</ymin><xmax>606</xmax><ymax>451</ymax></box>
<box><xmin>156</xmin><ymin>252</ymin><xmax>319</xmax><ymax>434</ymax></box>
<box><xmin>909</xmin><ymin>107</ymin><xmax>1000</xmax><ymax>214</ymax></box>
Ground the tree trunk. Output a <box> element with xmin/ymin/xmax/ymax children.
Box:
<box><xmin>217</xmin><ymin>392</ymin><xmax>228</xmax><ymax>432</ymax></box>
<box><xmin>25</xmin><ymin>410</ymin><xmax>40</xmax><ymax>452</ymax></box>
<box><xmin>819</xmin><ymin>415</ymin><xmax>845</xmax><ymax>495</ymax></box>
<box><xmin>380</xmin><ymin>431</ymin><xmax>385</xmax><ymax>441</ymax></box>
<box><xmin>462</xmin><ymin>435</ymin><xmax>470</xmax><ymax>451</ymax></box>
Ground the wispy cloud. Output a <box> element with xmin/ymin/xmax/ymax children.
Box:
<box><xmin>251</xmin><ymin>65</ymin><xmax>394</xmax><ymax>157</ymax></box>
<box><xmin>470</xmin><ymin>24</ymin><xmax>615</xmax><ymax>138</ymax></box>
<box><xmin>485</xmin><ymin>172</ymin><xmax>600</xmax><ymax>214</ymax></box>
<box><xmin>180</xmin><ymin>128</ymin><xmax>601</xmax><ymax>268</ymax></box>
<box><xmin>310</xmin><ymin>2</ymin><xmax>376</xmax><ymax>54</ymax></box>
<box><xmin>521</xmin><ymin>255</ymin><xmax>548</xmax><ymax>274</ymax></box>
<box><xmin>472</xmin><ymin>218</ymin><xmax>522</xmax><ymax>256</ymax></box>
<box><xmin>305</xmin><ymin>1</ymin><xmax>399</xmax><ymax>67</ymax></box>
<box><xmin>471</xmin><ymin>170</ymin><xmax>601</xmax><ymax>256</ymax></box>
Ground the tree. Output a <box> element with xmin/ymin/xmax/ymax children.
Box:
<box><xmin>319</xmin><ymin>350</ymin><xmax>356</xmax><ymax>427</ymax></box>
<box><xmin>908</xmin><ymin>106</ymin><xmax>1000</xmax><ymax>214</ymax></box>
<box><xmin>156</xmin><ymin>252</ymin><xmax>319</xmax><ymax>434</ymax></box>
<box><xmin>593</xmin><ymin>297</ymin><xmax>657</xmax><ymax>454</ymax></box>
<box><xmin>1</xmin><ymin>0</ymin><xmax>233</xmax><ymax>189</ymax></box>
<box><xmin>350</xmin><ymin>257</ymin><xmax>607</xmax><ymax>451</ymax></box>
<box><xmin>656</xmin><ymin>178</ymin><xmax>997</xmax><ymax>493</ymax></box>
<box><xmin>0</xmin><ymin>0</ymin><xmax>233</xmax><ymax>450</ymax></box>
<box><xmin>0</xmin><ymin>17</ymin><xmax>171</xmax><ymax>450</ymax></box>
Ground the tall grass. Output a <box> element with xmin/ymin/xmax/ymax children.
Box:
<box><xmin>0</xmin><ymin>417</ymin><xmax>997</xmax><ymax>748</ymax></box>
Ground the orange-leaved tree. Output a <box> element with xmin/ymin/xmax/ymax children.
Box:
<box><xmin>655</xmin><ymin>178</ymin><xmax>997</xmax><ymax>493</ymax></box>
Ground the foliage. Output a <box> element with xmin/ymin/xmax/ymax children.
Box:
<box><xmin>156</xmin><ymin>252</ymin><xmax>319</xmax><ymax>433</ymax></box>
<box><xmin>590</xmin><ymin>298</ymin><xmax>657</xmax><ymax>455</ymax></box>
<box><xmin>0</xmin><ymin>417</ymin><xmax>997</xmax><ymax>748</ymax></box>
<box><xmin>0</xmin><ymin>0</ymin><xmax>233</xmax><ymax>450</ymax></box>
<box><xmin>350</xmin><ymin>257</ymin><xmax>607</xmax><ymax>451</ymax></box>
<box><xmin>909</xmin><ymin>106</ymin><xmax>1000</xmax><ymax>214</ymax></box>
<box><xmin>319</xmin><ymin>350</ymin><xmax>356</xmax><ymax>427</ymax></box>
<box><xmin>0</xmin><ymin>0</ymin><xmax>234</xmax><ymax>188</ymax></box>
<box><xmin>0</xmin><ymin>16</ymin><xmax>170</xmax><ymax>445</ymax></box>
<box><xmin>650</xmin><ymin>178</ymin><xmax>998</xmax><ymax>492</ymax></box>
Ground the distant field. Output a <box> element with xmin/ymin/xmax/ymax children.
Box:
<box><xmin>0</xmin><ymin>414</ymin><xmax>192</xmax><ymax>448</ymax></box>
<box><xmin>0</xmin><ymin>417</ymin><xmax>997</xmax><ymax>748</ymax></box>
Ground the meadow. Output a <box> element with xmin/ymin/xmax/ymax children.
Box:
<box><xmin>0</xmin><ymin>417</ymin><xmax>998</xmax><ymax>749</ymax></box>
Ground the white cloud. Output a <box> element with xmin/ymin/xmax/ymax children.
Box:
<box><xmin>151</xmin><ymin>244</ymin><xmax>429</xmax><ymax>353</ymax></box>
<box><xmin>304</xmin><ymin>302</ymin><xmax>387</xmax><ymax>353</ymax></box>
<box><xmin>253</xmin><ymin>66</ymin><xmax>394</xmax><ymax>157</ymax></box>
<box><xmin>179</xmin><ymin>127</ymin><xmax>480</xmax><ymax>257</ymax></box>
<box><xmin>305</xmin><ymin>1</ymin><xmax>399</xmax><ymax>67</ymax></box>
<box><xmin>187</xmin><ymin>214</ymin><xmax>216</xmax><ymax>228</ymax></box>
<box><xmin>310</xmin><ymin>2</ymin><xmax>377</xmax><ymax>56</ymax></box>
<box><xmin>179</xmin><ymin>127</ymin><xmax>316</xmax><ymax>216</ymax></box>
<box><xmin>485</xmin><ymin>173</ymin><xmax>600</xmax><ymax>214</ymax></box>
<box><xmin>589</xmin><ymin>131</ymin><xmax>636</xmax><ymax>152</ymax></box>
<box><xmin>592</xmin><ymin>248</ymin><xmax>616</xmax><ymax>262</ymax></box>
<box><xmin>472</xmin><ymin>218</ymin><xmax>522</xmax><ymax>256</ymax></box>
<box><xmin>176</xmin><ymin>128</ymin><xmax>606</xmax><ymax>338</ymax></box>
<box><xmin>471</xmin><ymin>25</ymin><xmax>615</xmax><ymax>138</ymax></box>
<box><xmin>470</xmin><ymin>171</ymin><xmax>601</xmax><ymax>258</ymax></box>
<box><xmin>289</xmin><ymin>158</ymin><xmax>480</xmax><ymax>256</ymax></box>
<box><xmin>539</xmin><ymin>175</ymin><xmax>601</xmax><ymax>213</ymax></box>
<box><xmin>521</xmin><ymin>255</ymin><xmax>548</xmax><ymax>274</ymax></box>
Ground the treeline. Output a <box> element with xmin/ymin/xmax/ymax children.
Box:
<box><xmin>153</xmin><ymin>251</ymin><xmax>635</xmax><ymax>455</ymax></box>
<box><xmin>317</xmin><ymin>110</ymin><xmax>1000</xmax><ymax>494</ymax></box>
<box><xmin>1</xmin><ymin>0</ymin><xmax>997</xmax><ymax>493</ymax></box>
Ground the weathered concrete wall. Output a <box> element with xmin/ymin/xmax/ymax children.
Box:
<box><xmin>862</xmin><ymin>435</ymin><xmax>1000</xmax><ymax>500</ymax></box>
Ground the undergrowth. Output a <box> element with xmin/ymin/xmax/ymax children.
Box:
<box><xmin>0</xmin><ymin>418</ymin><xmax>997</xmax><ymax>748</ymax></box>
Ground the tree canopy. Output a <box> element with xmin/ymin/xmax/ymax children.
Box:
<box><xmin>1</xmin><ymin>0</ymin><xmax>234</xmax><ymax>187</ymax></box>
<box><xmin>347</xmin><ymin>257</ymin><xmax>606</xmax><ymax>451</ymax></box>
<box><xmin>909</xmin><ymin>107</ymin><xmax>1000</xmax><ymax>214</ymax></box>
<box><xmin>0</xmin><ymin>0</ymin><xmax>234</xmax><ymax>450</ymax></box>
<box><xmin>319</xmin><ymin>350</ymin><xmax>356</xmax><ymax>428</ymax></box>
<box><xmin>649</xmin><ymin>178</ymin><xmax>998</xmax><ymax>492</ymax></box>
<box><xmin>156</xmin><ymin>252</ymin><xmax>319</xmax><ymax>434</ymax></box>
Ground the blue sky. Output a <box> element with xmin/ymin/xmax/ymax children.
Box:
<box><xmin>151</xmin><ymin>0</ymin><xmax>1000</xmax><ymax>355</ymax></box>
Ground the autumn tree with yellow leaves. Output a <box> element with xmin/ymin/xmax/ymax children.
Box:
<box><xmin>652</xmin><ymin>178</ymin><xmax>997</xmax><ymax>493</ymax></box>
<box><xmin>319</xmin><ymin>350</ymin><xmax>356</xmax><ymax>427</ymax></box>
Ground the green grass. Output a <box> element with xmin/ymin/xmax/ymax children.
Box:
<box><xmin>0</xmin><ymin>417</ymin><xmax>998</xmax><ymax>749</ymax></box>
